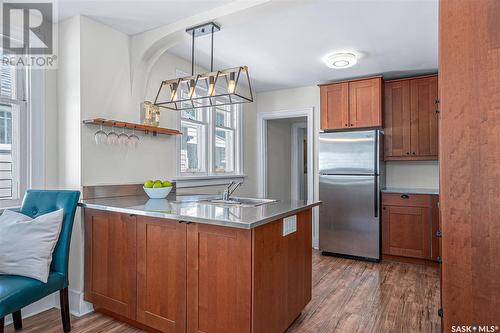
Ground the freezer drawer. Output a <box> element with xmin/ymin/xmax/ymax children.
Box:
<box><xmin>319</xmin><ymin>175</ymin><xmax>380</xmax><ymax>260</ymax></box>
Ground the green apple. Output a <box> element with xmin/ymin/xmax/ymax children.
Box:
<box><xmin>144</xmin><ymin>180</ymin><xmax>154</xmax><ymax>188</ymax></box>
<box><xmin>154</xmin><ymin>180</ymin><xmax>162</xmax><ymax>185</ymax></box>
<box><xmin>162</xmin><ymin>180</ymin><xmax>172</xmax><ymax>187</ymax></box>
<box><xmin>153</xmin><ymin>182</ymin><xmax>163</xmax><ymax>188</ymax></box>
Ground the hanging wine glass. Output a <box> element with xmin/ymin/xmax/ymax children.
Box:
<box><xmin>118</xmin><ymin>127</ymin><xmax>129</xmax><ymax>146</ymax></box>
<box><xmin>107</xmin><ymin>124</ymin><xmax>118</xmax><ymax>145</ymax></box>
<box><xmin>128</xmin><ymin>127</ymin><xmax>139</xmax><ymax>148</ymax></box>
<box><xmin>94</xmin><ymin>124</ymin><xmax>107</xmax><ymax>145</ymax></box>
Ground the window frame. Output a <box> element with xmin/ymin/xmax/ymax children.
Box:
<box><xmin>175</xmin><ymin>72</ymin><xmax>244</xmax><ymax>183</ymax></box>
<box><xmin>0</xmin><ymin>52</ymin><xmax>45</xmax><ymax>208</ymax></box>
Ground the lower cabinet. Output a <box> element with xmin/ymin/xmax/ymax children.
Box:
<box><xmin>84</xmin><ymin>210</ymin><xmax>137</xmax><ymax>319</ymax></box>
<box><xmin>186</xmin><ymin>223</ymin><xmax>252</xmax><ymax>333</ymax></box>
<box><xmin>382</xmin><ymin>193</ymin><xmax>439</xmax><ymax>261</ymax></box>
<box><xmin>84</xmin><ymin>208</ymin><xmax>312</xmax><ymax>333</ymax></box>
<box><xmin>136</xmin><ymin>216</ymin><xmax>187</xmax><ymax>333</ymax></box>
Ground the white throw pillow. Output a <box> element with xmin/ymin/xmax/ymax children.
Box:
<box><xmin>0</xmin><ymin>209</ymin><xmax>64</xmax><ymax>283</ymax></box>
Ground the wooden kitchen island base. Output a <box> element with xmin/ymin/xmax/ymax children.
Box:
<box><xmin>84</xmin><ymin>208</ymin><xmax>312</xmax><ymax>333</ymax></box>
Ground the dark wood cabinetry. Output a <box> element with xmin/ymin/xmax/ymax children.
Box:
<box><xmin>252</xmin><ymin>209</ymin><xmax>312</xmax><ymax>333</ymax></box>
<box><xmin>84</xmin><ymin>210</ymin><xmax>137</xmax><ymax>319</ymax></box>
<box><xmin>439</xmin><ymin>1</ymin><xmax>500</xmax><ymax>328</ymax></box>
<box><xmin>186</xmin><ymin>223</ymin><xmax>252</xmax><ymax>333</ymax></box>
<box><xmin>84</xmin><ymin>208</ymin><xmax>313</xmax><ymax>333</ymax></box>
<box><xmin>384</xmin><ymin>75</ymin><xmax>438</xmax><ymax>160</ymax></box>
<box><xmin>382</xmin><ymin>193</ymin><xmax>439</xmax><ymax>262</ymax></box>
<box><xmin>136</xmin><ymin>216</ymin><xmax>186</xmax><ymax>333</ymax></box>
<box><xmin>320</xmin><ymin>76</ymin><xmax>382</xmax><ymax>130</ymax></box>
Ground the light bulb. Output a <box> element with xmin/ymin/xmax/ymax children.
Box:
<box><xmin>189</xmin><ymin>79</ymin><xmax>196</xmax><ymax>98</ymax></box>
<box><xmin>208</xmin><ymin>76</ymin><xmax>215</xmax><ymax>96</ymax></box>
<box><xmin>227</xmin><ymin>72</ymin><xmax>236</xmax><ymax>94</ymax></box>
<box><xmin>170</xmin><ymin>83</ymin><xmax>178</xmax><ymax>101</ymax></box>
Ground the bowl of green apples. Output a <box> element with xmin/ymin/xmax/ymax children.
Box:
<box><xmin>143</xmin><ymin>179</ymin><xmax>173</xmax><ymax>199</ymax></box>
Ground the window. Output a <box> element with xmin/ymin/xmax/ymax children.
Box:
<box><xmin>0</xmin><ymin>53</ymin><xmax>29</xmax><ymax>207</ymax></box>
<box><xmin>178</xmin><ymin>81</ymin><xmax>242</xmax><ymax>178</ymax></box>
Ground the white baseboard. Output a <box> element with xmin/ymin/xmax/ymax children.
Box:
<box><xmin>67</xmin><ymin>288</ymin><xmax>94</xmax><ymax>317</ymax></box>
<box><xmin>2</xmin><ymin>289</ymin><xmax>94</xmax><ymax>328</ymax></box>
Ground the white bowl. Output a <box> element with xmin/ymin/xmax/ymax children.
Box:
<box><xmin>143</xmin><ymin>186</ymin><xmax>172</xmax><ymax>199</ymax></box>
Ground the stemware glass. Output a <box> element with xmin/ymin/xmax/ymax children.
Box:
<box><xmin>94</xmin><ymin>125</ymin><xmax>107</xmax><ymax>145</ymax></box>
<box><xmin>128</xmin><ymin>128</ymin><xmax>139</xmax><ymax>148</ymax></box>
<box><xmin>107</xmin><ymin>124</ymin><xmax>119</xmax><ymax>145</ymax></box>
<box><xmin>118</xmin><ymin>127</ymin><xmax>129</xmax><ymax>146</ymax></box>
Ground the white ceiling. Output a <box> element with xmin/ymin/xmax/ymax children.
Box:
<box><xmin>58</xmin><ymin>0</ymin><xmax>438</xmax><ymax>92</ymax></box>
<box><xmin>57</xmin><ymin>0</ymin><xmax>233</xmax><ymax>35</ymax></box>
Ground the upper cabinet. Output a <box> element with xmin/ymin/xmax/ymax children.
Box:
<box><xmin>320</xmin><ymin>76</ymin><xmax>382</xmax><ymax>130</ymax></box>
<box><xmin>384</xmin><ymin>75</ymin><xmax>438</xmax><ymax>160</ymax></box>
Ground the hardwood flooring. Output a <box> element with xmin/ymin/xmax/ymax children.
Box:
<box><xmin>3</xmin><ymin>252</ymin><xmax>440</xmax><ymax>333</ymax></box>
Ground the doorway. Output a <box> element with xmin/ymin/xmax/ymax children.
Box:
<box><xmin>265</xmin><ymin>117</ymin><xmax>307</xmax><ymax>201</ymax></box>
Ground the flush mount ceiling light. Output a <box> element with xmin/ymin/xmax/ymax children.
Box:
<box><xmin>154</xmin><ymin>22</ymin><xmax>253</xmax><ymax>111</ymax></box>
<box><xmin>323</xmin><ymin>52</ymin><xmax>358</xmax><ymax>69</ymax></box>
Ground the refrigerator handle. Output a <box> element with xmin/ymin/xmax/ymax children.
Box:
<box><xmin>373</xmin><ymin>130</ymin><xmax>379</xmax><ymax>218</ymax></box>
<box><xmin>374</xmin><ymin>130</ymin><xmax>379</xmax><ymax>175</ymax></box>
<box><xmin>374</xmin><ymin>175</ymin><xmax>378</xmax><ymax>218</ymax></box>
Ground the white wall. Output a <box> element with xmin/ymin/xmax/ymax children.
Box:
<box><xmin>267</xmin><ymin>120</ymin><xmax>292</xmax><ymax>200</ymax></box>
<box><xmin>385</xmin><ymin>161</ymin><xmax>439</xmax><ymax>188</ymax></box>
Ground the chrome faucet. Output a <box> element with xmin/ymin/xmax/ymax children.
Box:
<box><xmin>222</xmin><ymin>181</ymin><xmax>242</xmax><ymax>201</ymax></box>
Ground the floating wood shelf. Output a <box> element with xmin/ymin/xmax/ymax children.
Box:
<box><xmin>83</xmin><ymin>118</ymin><xmax>182</xmax><ymax>136</ymax></box>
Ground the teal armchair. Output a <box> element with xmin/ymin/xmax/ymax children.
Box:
<box><xmin>0</xmin><ymin>190</ymin><xmax>80</xmax><ymax>333</ymax></box>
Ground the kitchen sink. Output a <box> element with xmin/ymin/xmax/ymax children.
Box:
<box><xmin>200</xmin><ymin>197</ymin><xmax>278</xmax><ymax>207</ymax></box>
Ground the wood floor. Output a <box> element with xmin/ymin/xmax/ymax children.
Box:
<box><xmin>3</xmin><ymin>252</ymin><xmax>441</xmax><ymax>333</ymax></box>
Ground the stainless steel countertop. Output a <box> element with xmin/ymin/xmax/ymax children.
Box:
<box><xmin>381</xmin><ymin>187</ymin><xmax>439</xmax><ymax>195</ymax></box>
<box><xmin>79</xmin><ymin>194</ymin><xmax>321</xmax><ymax>229</ymax></box>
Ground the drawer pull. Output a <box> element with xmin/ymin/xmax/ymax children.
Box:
<box><xmin>401</xmin><ymin>194</ymin><xmax>410</xmax><ymax>199</ymax></box>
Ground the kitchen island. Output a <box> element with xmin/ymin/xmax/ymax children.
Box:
<box><xmin>80</xmin><ymin>192</ymin><xmax>320</xmax><ymax>333</ymax></box>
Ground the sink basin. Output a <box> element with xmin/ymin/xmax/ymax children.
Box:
<box><xmin>201</xmin><ymin>197</ymin><xmax>278</xmax><ymax>207</ymax></box>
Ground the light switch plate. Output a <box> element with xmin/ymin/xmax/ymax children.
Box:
<box><xmin>283</xmin><ymin>215</ymin><xmax>297</xmax><ymax>236</ymax></box>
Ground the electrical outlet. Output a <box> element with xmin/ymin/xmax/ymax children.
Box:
<box><xmin>283</xmin><ymin>215</ymin><xmax>297</xmax><ymax>236</ymax></box>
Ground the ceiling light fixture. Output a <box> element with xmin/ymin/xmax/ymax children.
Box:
<box><xmin>323</xmin><ymin>52</ymin><xmax>358</xmax><ymax>69</ymax></box>
<box><xmin>154</xmin><ymin>22</ymin><xmax>253</xmax><ymax>111</ymax></box>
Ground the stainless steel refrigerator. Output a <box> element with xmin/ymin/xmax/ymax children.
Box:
<box><xmin>319</xmin><ymin>130</ymin><xmax>385</xmax><ymax>262</ymax></box>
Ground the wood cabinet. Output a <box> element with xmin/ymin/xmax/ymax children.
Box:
<box><xmin>186</xmin><ymin>223</ymin><xmax>252</xmax><ymax>333</ymax></box>
<box><xmin>382</xmin><ymin>193</ymin><xmax>439</xmax><ymax>261</ymax></box>
<box><xmin>252</xmin><ymin>209</ymin><xmax>312</xmax><ymax>333</ymax></box>
<box><xmin>84</xmin><ymin>210</ymin><xmax>137</xmax><ymax>319</ymax></box>
<box><xmin>136</xmin><ymin>216</ymin><xmax>186</xmax><ymax>333</ymax></box>
<box><xmin>439</xmin><ymin>1</ymin><xmax>500</xmax><ymax>327</ymax></box>
<box><xmin>320</xmin><ymin>76</ymin><xmax>382</xmax><ymax>130</ymax></box>
<box><xmin>84</xmin><ymin>208</ymin><xmax>313</xmax><ymax>333</ymax></box>
<box><xmin>384</xmin><ymin>75</ymin><xmax>438</xmax><ymax>160</ymax></box>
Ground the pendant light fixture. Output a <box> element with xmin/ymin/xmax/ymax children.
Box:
<box><xmin>154</xmin><ymin>22</ymin><xmax>253</xmax><ymax>111</ymax></box>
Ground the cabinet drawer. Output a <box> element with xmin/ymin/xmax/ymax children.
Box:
<box><xmin>382</xmin><ymin>193</ymin><xmax>432</xmax><ymax>207</ymax></box>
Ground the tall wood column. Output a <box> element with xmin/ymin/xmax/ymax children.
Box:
<box><xmin>439</xmin><ymin>0</ymin><xmax>500</xmax><ymax>330</ymax></box>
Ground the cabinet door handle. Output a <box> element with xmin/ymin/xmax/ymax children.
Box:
<box><xmin>436</xmin><ymin>230</ymin><xmax>442</xmax><ymax>237</ymax></box>
<box><xmin>412</xmin><ymin>152</ymin><xmax>416</xmax><ymax>155</ymax></box>
<box><xmin>401</xmin><ymin>194</ymin><xmax>409</xmax><ymax>199</ymax></box>
<box><xmin>350</xmin><ymin>124</ymin><xmax>354</xmax><ymax>127</ymax></box>
<box><xmin>406</xmin><ymin>152</ymin><xmax>410</xmax><ymax>155</ymax></box>
<box><xmin>345</xmin><ymin>123</ymin><xmax>348</xmax><ymax>127</ymax></box>
<box><xmin>437</xmin><ymin>256</ymin><xmax>442</xmax><ymax>264</ymax></box>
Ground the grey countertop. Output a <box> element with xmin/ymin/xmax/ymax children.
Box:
<box><xmin>79</xmin><ymin>194</ymin><xmax>321</xmax><ymax>229</ymax></box>
<box><xmin>381</xmin><ymin>187</ymin><xmax>439</xmax><ymax>195</ymax></box>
